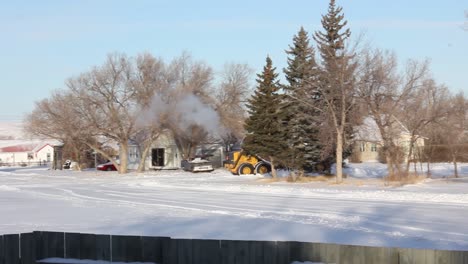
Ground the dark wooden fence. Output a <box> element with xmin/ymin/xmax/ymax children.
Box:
<box><xmin>0</xmin><ymin>231</ymin><xmax>467</xmax><ymax>264</ymax></box>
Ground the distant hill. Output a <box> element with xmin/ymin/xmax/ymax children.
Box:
<box><xmin>0</xmin><ymin>121</ymin><xmax>25</xmax><ymax>140</ymax></box>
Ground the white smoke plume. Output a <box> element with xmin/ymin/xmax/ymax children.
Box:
<box><xmin>137</xmin><ymin>93</ymin><xmax>221</xmax><ymax>137</ymax></box>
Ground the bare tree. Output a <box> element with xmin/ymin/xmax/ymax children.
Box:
<box><xmin>161</xmin><ymin>53</ymin><xmax>218</xmax><ymax>160</ymax></box>
<box><xmin>444</xmin><ymin>92</ymin><xmax>468</xmax><ymax>177</ymax></box>
<box><xmin>27</xmin><ymin>51</ymin><xmax>253</xmax><ymax>173</ymax></box>
<box><xmin>64</xmin><ymin>53</ymin><xmax>140</xmax><ymax>173</ymax></box>
<box><xmin>356</xmin><ymin>48</ymin><xmax>429</xmax><ymax>180</ymax></box>
<box><xmin>24</xmin><ymin>90</ymin><xmax>107</xmax><ymax>170</ymax></box>
<box><xmin>132</xmin><ymin>53</ymin><xmax>168</xmax><ymax>172</ymax></box>
<box><xmin>400</xmin><ymin>79</ymin><xmax>450</xmax><ymax>176</ymax></box>
<box><xmin>215</xmin><ymin>63</ymin><xmax>253</xmax><ymax>143</ymax></box>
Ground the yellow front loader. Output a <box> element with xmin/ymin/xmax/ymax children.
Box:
<box><xmin>224</xmin><ymin>150</ymin><xmax>271</xmax><ymax>175</ymax></box>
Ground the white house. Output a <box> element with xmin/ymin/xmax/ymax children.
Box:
<box><xmin>126</xmin><ymin>132</ymin><xmax>182</xmax><ymax>170</ymax></box>
<box><xmin>0</xmin><ymin>140</ymin><xmax>62</xmax><ymax>166</ymax></box>
<box><xmin>125</xmin><ymin>131</ymin><xmax>224</xmax><ymax>171</ymax></box>
<box><xmin>352</xmin><ymin>117</ymin><xmax>425</xmax><ymax>163</ymax></box>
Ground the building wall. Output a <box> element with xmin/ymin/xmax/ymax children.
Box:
<box><xmin>353</xmin><ymin>136</ymin><xmax>425</xmax><ymax>163</ymax></box>
<box><xmin>353</xmin><ymin>141</ymin><xmax>381</xmax><ymax>162</ymax></box>
<box><xmin>0</xmin><ymin>152</ymin><xmax>28</xmax><ymax>164</ymax></box>
<box><xmin>0</xmin><ymin>144</ymin><xmax>57</xmax><ymax>166</ymax></box>
<box><xmin>36</xmin><ymin>145</ymin><xmax>54</xmax><ymax>162</ymax></box>
<box><xmin>147</xmin><ymin>132</ymin><xmax>181</xmax><ymax>170</ymax></box>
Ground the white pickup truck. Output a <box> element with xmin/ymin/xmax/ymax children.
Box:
<box><xmin>181</xmin><ymin>158</ymin><xmax>214</xmax><ymax>172</ymax></box>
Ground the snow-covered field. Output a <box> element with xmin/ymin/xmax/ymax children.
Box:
<box><xmin>1</xmin><ymin>163</ymin><xmax>467</xmax><ymax>252</ymax></box>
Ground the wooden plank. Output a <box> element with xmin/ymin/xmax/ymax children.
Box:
<box><xmin>64</xmin><ymin>233</ymin><xmax>80</xmax><ymax>259</ymax></box>
<box><xmin>220</xmin><ymin>240</ymin><xmax>249</xmax><ymax>264</ymax></box>
<box><xmin>4</xmin><ymin>234</ymin><xmax>20</xmax><ymax>264</ymax></box>
<box><xmin>176</xmin><ymin>239</ymin><xmax>193</xmax><ymax>264</ymax></box>
<box><xmin>0</xmin><ymin>235</ymin><xmax>4</xmax><ymax>264</ymax></box>
<box><xmin>421</xmin><ymin>249</ymin><xmax>436</xmax><ymax>264</ymax></box>
<box><xmin>235</xmin><ymin>240</ymin><xmax>249</xmax><ymax>264</ymax></box>
<box><xmin>311</xmin><ymin>243</ymin><xmax>327</xmax><ymax>262</ymax></box>
<box><xmin>339</xmin><ymin>245</ymin><xmax>365</xmax><ymax>264</ymax></box>
<box><xmin>323</xmin><ymin>243</ymin><xmax>340</xmax><ymax>263</ymax></box>
<box><xmin>276</xmin><ymin>241</ymin><xmax>290</xmax><ymax>264</ymax></box>
<box><xmin>262</xmin><ymin>241</ymin><xmax>277</xmax><ymax>264</ymax></box>
<box><xmin>79</xmin><ymin>233</ymin><xmax>96</xmax><ymax>260</ymax></box>
<box><xmin>161</xmin><ymin>237</ymin><xmax>176</xmax><ymax>264</ymax></box>
<box><xmin>111</xmin><ymin>235</ymin><xmax>142</xmax><ymax>262</ymax></box>
<box><xmin>434</xmin><ymin>249</ymin><xmax>468</xmax><ymax>264</ymax></box>
<box><xmin>398</xmin><ymin>248</ymin><xmax>436</xmax><ymax>264</ymax></box>
<box><xmin>95</xmin><ymin>234</ymin><xmax>110</xmax><ymax>261</ymax></box>
<box><xmin>290</xmin><ymin>241</ymin><xmax>318</xmax><ymax>262</ymax></box>
<box><xmin>20</xmin><ymin>233</ymin><xmax>37</xmax><ymax>264</ymax></box>
<box><xmin>398</xmin><ymin>248</ymin><xmax>412</xmax><ymax>264</ymax></box>
<box><xmin>220</xmin><ymin>240</ymin><xmax>235</xmax><ymax>264</ymax></box>
<box><xmin>248</xmin><ymin>240</ymin><xmax>263</xmax><ymax>264</ymax></box>
<box><xmin>364</xmin><ymin>246</ymin><xmax>385</xmax><ymax>264</ymax></box>
<box><xmin>41</xmin><ymin>231</ymin><xmax>64</xmax><ymax>258</ymax></box>
<box><xmin>192</xmin><ymin>239</ymin><xmax>220</xmax><ymax>264</ymax></box>
<box><xmin>141</xmin><ymin>236</ymin><xmax>167</xmax><ymax>263</ymax></box>
<box><xmin>77</xmin><ymin>233</ymin><xmax>110</xmax><ymax>261</ymax></box>
<box><xmin>458</xmin><ymin>250</ymin><xmax>468</xmax><ymax>264</ymax></box>
<box><xmin>288</xmin><ymin>241</ymin><xmax>302</xmax><ymax>262</ymax></box>
<box><xmin>31</xmin><ymin>231</ymin><xmax>43</xmax><ymax>261</ymax></box>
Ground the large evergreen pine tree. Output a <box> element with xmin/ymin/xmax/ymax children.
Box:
<box><xmin>282</xmin><ymin>27</ymin><xmax>322</xmax><ymax>173</ymax></box>
<box><xmin>243</xmin><ymin>56</ymin><xmax>285</xmax><ymax>178</ymax></box>
<box><xmin>313</xmin><ymin>0</ymin><xmax>355</xmax><ymax>183</ymax></box>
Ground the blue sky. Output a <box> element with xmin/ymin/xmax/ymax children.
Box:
<box><xmin>0</xmin><ymin>0</ymin><xmax>466</xmax><ymax>121</ymax></box>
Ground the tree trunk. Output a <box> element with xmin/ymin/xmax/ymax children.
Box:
<box><xmin>427</xmin><ymin>145</ymin><xmax>435</xmax><ymax>178</ymax></box>
<box><xmin>335</xmin><ymin>130</ymin><xmax>343</xmax><ymax>183</ymax></box>
<box><xmin>119</xmin><ymin>142</ymin><xmax>129</xmax><ymax>174</ymax></box>
<box><xmin>270</xmin><ymin>156</ymin><xmax>277</xmax><ymax>179</ymax></box>
<box><xmin>385</xmin><ymin>151</ymin><xmax>394</xmax><ymax>180</ymax></box>
<box><xmin>453</xmin><ymin>154</ymin><xmax>459</xmax><ymax>178</ymax></box>
<box><xmin>137</xmin><ymin>144</ymin><xmax>152</xmax><ymax>173</ymax></box>
<box><xmin>405</xmin><ymin>140</ymin><xmax>415</xmax><ymax>178</ymax></box>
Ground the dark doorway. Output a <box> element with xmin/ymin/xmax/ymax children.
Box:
<box><xmin>151</xmin><ymin>148</ymin><xmax>165</xmax><ymax>167</ymax></box>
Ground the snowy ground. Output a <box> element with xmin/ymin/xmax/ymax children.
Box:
<box><xmin>0</xmin><ymin>163</ymin><xmax>467</xmax><ymax>251</ymax></box>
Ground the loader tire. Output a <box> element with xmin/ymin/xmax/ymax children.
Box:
<box><xmin>238</xmin><ymin>163</ymin><xmax>255</xmax><ymax>175</ymax></box>
<box><xmin>255</xmin><ymin>162</ymin><xmax>271</xmax><ymax>175</ymax></box>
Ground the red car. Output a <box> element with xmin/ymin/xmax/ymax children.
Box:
<box><xmin>96</xmin><ymin>161</ymin><xmax>117</xmax><ymax>171</ymax></box>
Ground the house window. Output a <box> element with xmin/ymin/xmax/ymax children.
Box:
<box><xmin>27</xmin><ymin>153</ymin><xmax>34</xmax><ymax>160</ymax></box>
<box><xmin>359</xmin><ymin>143</ymin><xmax>366</xmax><ymax>152</ymax></box>
<box><xmin>371</xmin><ymin>144</ymin><xmax>377</xmax><ymax>152</ymax></box>
<box><xmin>47</xmin><ymin>153</ymin><xmax>51</xmax><ymax>162</ymax></box>
<box><xmin>129</xmin><ymin>147</ymin><xmax>139</xmax><ymax>160</ymax></box>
